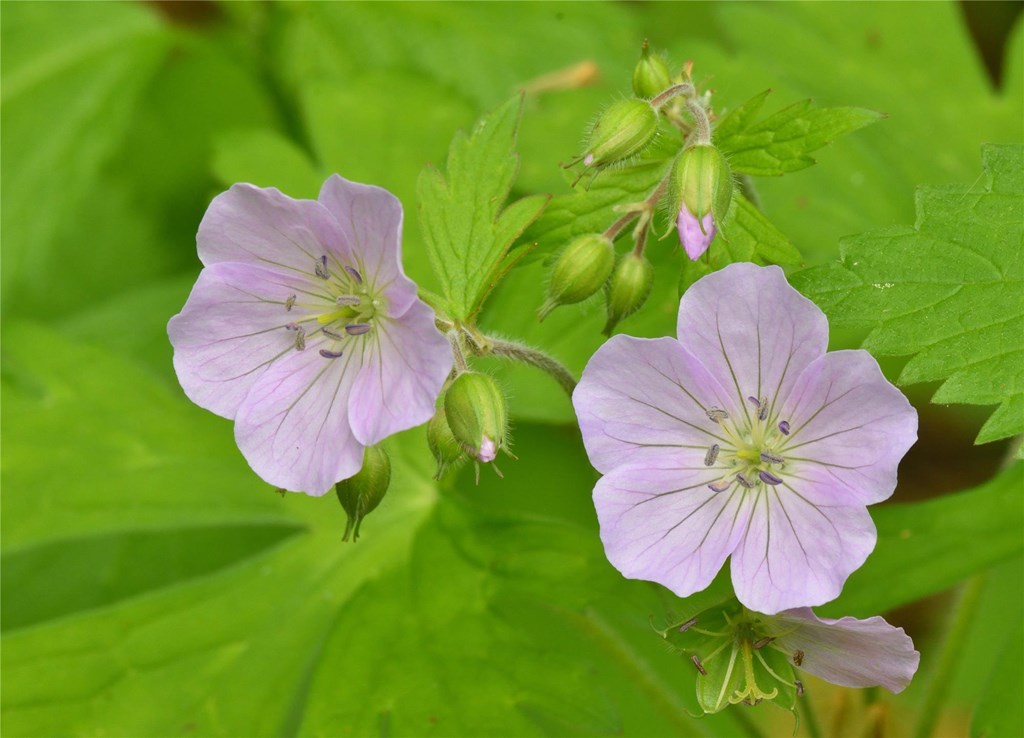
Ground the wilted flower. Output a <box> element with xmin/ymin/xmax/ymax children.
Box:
<box><xmin>573</xmin><ymin>263</ymin><xmax>917</xmax><ymax>614</ymax></box>
<box><xmin>168</xmin><ymin>176</ymin><xmax>451</xmax><ymax>495</ymax></box>
<box><xmin>661</xmin><ymin>602</ymin><xmax>919</xmax><ymax>715</ymax></box>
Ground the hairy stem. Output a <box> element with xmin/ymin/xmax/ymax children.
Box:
<box><xmin>482</xmin><ymin>337</ymin><xmax>577</xmax><ymax>397</ymax></box>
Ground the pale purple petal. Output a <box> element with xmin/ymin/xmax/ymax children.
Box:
<box><xmin>779</xmin><ymin>350</ymin><xmax>918</xmax><ymax>505</ymax></box>
<box><xmin>318</xmin><ymin>175</ymin><xmax>418</xmax><ymax>316</ymax></box>
<box><xmin>770</xmin><ymin>608</ymin><xmax>920</xmax><ymax>692</ymax></box>
<box><xmin>732</xmin><ymin>490</ymin><xmax>876</xmax><ymax>614</ymax></box>
<box><xmin>233</xmin><ymin>334</ymin><xmax>364</xmax><ymax>496</ymax></box>
<box><xmin>677</xmin><ymin>207</ymin><xmax>716</xmax><ymax>260</ymax></box>
<box><xmin>574</xmin><ymin>335</ymin><xmax>742</xmax><ymax>474</ymax></box>
<box><xmin>168</xmin><ymin>262</ymin><xmax>331</xmax><ymax>419</ymax></box>
<box><xmin>347</xmin><ymin>300</ymin><xmax>451</xmax><ymax>446</ymax></box>
<box><xmin>595</xmin><ymin>464</ymin><xmax>752</xmax><ymax>598</ymax></box>
<box><xmin>477</xmin><ymin>437</ymin><xmax>498</xmax><ymax>463</ymax></box>
<box><xmin>676</xmin><ymin>263</ymin><xmax>828</xmax><ymax>419</ymax></box>
<box><xmin>198</xmin><ymin>184</ymin><xmax>348</xmax><ymax>274</ymax></box>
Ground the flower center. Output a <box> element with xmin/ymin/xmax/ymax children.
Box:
<box><xmin>281</xmin><ymin>255</ymin><xmax>384</xmax><ymax>360</ymax></box>
<box><xmin>702</xmin><ymin>395</ymin><xmax>791</xmax><ymax>494</ymax></box>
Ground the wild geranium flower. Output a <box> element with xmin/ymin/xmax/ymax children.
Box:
<box><xmin>168</xmin><ymin>175</ymin><xmax>451</xmax><ymax>496</ymax></box>
<box><xmin>573</xmin><ymin>263</ymin><xmax>917</xmax><ymax>614</ymax></box>
<box><xmin>662</xmin><ymin>602</ymin><xmax>919</xmax><ymax>714</ymax></box>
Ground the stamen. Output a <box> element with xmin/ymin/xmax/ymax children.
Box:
<box><xmin>752</xmin><ymin>637</ymin><xmax>774</xmax><ymax>650</ymax></box>
<box><xmin>285</xmin><ymin>294</ymin><xmax>296</xmax><ymax>311</ymax></box>
<box><xmin>336</xmin><ymin>295</ymin><xmax>361</xmax><ymax>306</ymax></box>
<box><xmin>344</xmin><ymin>265</ymin><xmax>363</xmax><ymax>284</ymax></box>
<box><xmin>758</xmin><ymin>400</ymin><xmax>768</xmax><ymax>421</ymax></box>
<box><xmin>778</xmin><ymin>420</ymin><xmax>790</xmax><ymax>435</ymax></box>
<box><xmin>708</xmin><ymin>480</ymin><xmax>731</xmax><ymax>493</ymax></box>
<box><xmin>792</xmin><ymin>649</ymin><xmax>804</xmax><ymax>666</ymax></box>
<box><xmin>760</xmin><ymin>451</ymin><xmax>784</xmax><ymax>465</ymax></box>
<box><xmin>314</xmin><ymin>255</ymin><xmax>330</xmax><ymax>280</ymax></box>
<box><xmin>293</xmin><ymin>328</ymin><xmax>306</xmax><ymax>351</ymax></box>
<box><xmin>706</xmin><ymin>407</ymin><xmax>729</xmax><ymax>423</ymax></box>
<box><xmin>345</xmin><ymin>323</ymin><xmax>371</xmax><ymax>335</ymax></box>
<box><xmin>319</xmin><ymin>348</ymin><xmax>343</xmax><ymax>359</ymax></box>
<box><xmin>704</xmin><ymin>444</ymin><xmax>720</xmax><ymax>467</ymax></box>
<box><xmin>746</xmin><ymin>395</ymin><xmax>760</xmax><ymax>409</ymax></box>
<box><xmin>321</xmin><ymin>327</ymin><xmax>345</xmax><ymax>340</ymax></box>
<box><xmin>795</xmin><ymin>680</ymin><xmax>804</xmax><ymax>697</ymax></box>
<box><xmin>735</xmin><ymin>473</ymin><xmax>755</xmax><ymax>489</ymax></box>
<box><xmin>285</xmin><ymin>322</ymin><xmax>300</xmax><ymax>331</ymax></box>
<box><xmin>759</xmin><ymin>471</ymin><xmax>783</xmax><ymax>486</ymax></box>
<box><xmin>690</xmin><ymin>655</ymin><xmax>707</xmax><ymax>676</ymax></box>
<box><xmin>678</xmin><ymin>617</ymin><xmax>698</xmax><ymax>633</ymax></box>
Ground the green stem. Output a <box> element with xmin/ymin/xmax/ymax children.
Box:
<box><xmin>483</xmin><ymin>336</ymin><xmax>576</xmax><ymax>397</ymax></box>
<box><xmin>801</xmin><ymin>694</ymin><xmax>824</xmax><ymax>738</ymax></box>
<box><xmin>913</xmin><ymin>574</ymin><xmax>988</xmax><ymax>738</ymax></box>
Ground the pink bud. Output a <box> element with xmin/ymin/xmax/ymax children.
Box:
<box><xmin>677</xmin><ymin>206</ymin><xmax>716</xmax><ymax>261</ymax></box>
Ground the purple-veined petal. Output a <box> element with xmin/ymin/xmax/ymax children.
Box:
<box><xmin>731</xmin><ymin>488</ymin><xmax>876</xmax><ymax>614</ymax></box>
<box><xmin>676</xmin><ymin>263</ymin><xmax>828</xmax><ymax>421</ymax></box>
<box><xmin>198</xmin><ymin>184</ymin><xmax>348</xmax><ymax>275</ymax></box>
<box><xmin>348</xmin><ymin>300</ymin><xmax>451</xmax><ymax>446</ymax></box>
<box><xmin>318</xmin><ymin>175</ymin><xmax>418</xmax><ymax>316</ymax></box>
<box><xmin>573</xmin><ymin>335</ymin><xmax>741</xmax><ymax>474</ymax></box>
<box><xmin>233</xmin><ymin>333</ymin><xmax>364</xmax><ymax>496</ymax></box>
<box><xmin>595</xmin><ymin>464</ymin><xmax>752</xmax><ymax>598</ymax></box>
<box><xmin>677</xmin><ymin>207</ymin><xmax>716</xmax><ymax>261</ymax></box>
<box><xmin>779</xmin><ymin>350</ymin><xmax>918</xmax><ymax>506</ymax></box>
<box><xmin>168</xmin><ymin>262</ymin><xmax>333</xmax><ymax>419</ymax></box>
<box><xmin>769</xmin><ymin>608</ymin><xmax>920</xmax><ymax>693</ymax></box>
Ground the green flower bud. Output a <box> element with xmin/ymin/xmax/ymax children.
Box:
<box><xmin>427</xmin><ymin>405</ymin><xmax>467</xmax><ymax>479</ymax></box>
<box><xmin>582</xmin><ymin>98</ymin><xmax>660</xmax><ymax>168</ymax></box>
<box><xmin>603</xmin><ymin>252</ymin><xmax>655</xmax><ymax>334</ymax></box>
<box><xmin>335</xmin><ymin>445</ymin><xmax>391</xmax><ymax>542</ymax></box>
<box><xmin>538</xmin><ymin>233</ymin><xmax>615</xmax><ymax>321</ymax></box>
<box><xmin>669</xmin><ymin>144</ymin><xmax>733</xmax><ymax>225</ymax></box>
<box><xmin>444</xmin><ymin>372</ymin><xmax>507</xmax><ymax>463</ymax></box>
<box><xmin>632</xmin><ymin>41</ymin><xmax>673</xmax><ymax>99</ymax></box>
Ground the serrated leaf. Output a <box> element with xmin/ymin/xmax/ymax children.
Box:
<box><xmin>791</xmin><ymin>144</ymin><xmax>1024</xmax><ymax>446</ymax></box>
<box><xmin>715</xmin><ymin>92</ymin><xmax>883</xmax><ymax>177</ymax></box>
<box><xmin>821</xmin><ymin>463</ymin><xmax>1024</xmax><ymax>618</ymax></box>
<box><xmin>417</xmin><ymin>95</ymin><xmax>547</xmax><ymax>319</ymax></box>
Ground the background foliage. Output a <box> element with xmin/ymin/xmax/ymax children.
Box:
<box><xmin>2</xmin><ymin>3</ymin><xmax>1021</xmax><ymax>737</ymax></box>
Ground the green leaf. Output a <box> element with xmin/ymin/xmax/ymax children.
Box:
<box><xmin>418</xmin><ymin>95</ymin><xmax>548</xmax><ymax>319</ymax></box>
<box><xmin>211</xmin><ymin>129</ymin><xmax>323</xmax><ymax>200</ymax></box>
<box><xmin>821</xmin><ymin>463</ymin><xmax>1024</xmax><ymax>618</ymax></box>
<box><xmin>971</xmin><ymin>616</ymin><xmax>1024</xmax><ymax>737</ymax></box>
<box><xmin>791</xmin><ymin>144</ymin><xmax>1024</xmax><ymax>447</ymax></box>
<box><xmin>715</xmin><ymin>91</ymin><xmax>883</xmax><ymax>177</ymax></box>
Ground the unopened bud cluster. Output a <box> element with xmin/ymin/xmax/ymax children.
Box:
<box><xmin>670</xmin><ymin>144</ymin><xmax>733</xmax><ymax>260</ymax></box>
<box><xmin>429</xmin><ymin>371</ymin><xmax>510</xmax><ymax>480</ymax></box>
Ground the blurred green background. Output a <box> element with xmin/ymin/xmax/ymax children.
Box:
<box><xmin>2</xmin><ymin>2</ymin><xmax>1022</xmax><ymax>736</ymax></box>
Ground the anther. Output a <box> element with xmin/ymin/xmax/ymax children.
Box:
<box><xmin>285</xmin><ymin>294</ymin><xmax>296</xmax><ymax>311</ymax></box>
<box><xmin>708</xmin><ymin>480</ymin><xmax>731</xmax><ymax>493</ymax></box>
<box><xmin>344</xmin><ymin>265</ymin><xmax>363</xmax><ymax>284</ymax></box>
<box><xmin>704</xmin><ymin>444</ymin><xmax>720</xmax><ymax>467</ymax></box>
<box><xmin>285</xmin><ymin>322</ymin><xmax>300</xmax><ymax>331</ymax></box>
<box><xmin>336</xmin><ymin>295</ymin><xmax>361</xmax><ymax>306</ymax></box>
<box><xmin>758</xmin><ymin>401</ymin><xmax>768</xmax><ymax>421</ymax></box>
<box><xmin>706</xmin><ymin>407</ymin><xmax>729</xmax><ymax>423</ymax></box>
<box><xmin>792</xmin><ymin>649</ymin><xmax>804</xmax><ymax>666</ymax></box>
<box><xmin>321</xmin><ymin>327</ymin><xmax>344</xmax><ymax>340</ymax></box>
<box><xmin>678</xmin><ymin>617</ymin><xmax>698</xmax><ymax>633</ymax></box>
<box><xmin>345</xmin><ymin>323</ymin><xmax>371</xmax><ymax>335</ymax></box>
<box><xmin>752</xmin><ymin>637</ymin><xmax>775</xmax><ymax>650</ymax></box>
<box><xmin>293</xmin><ymin>328</ymin><xmax>306</xmax><ymax>351</ymax></box>
<box><xmin>778</xmin><ymin>420</ymin><xmax>790</xmax><ymax>435</ymax></box>
<box><xmin>314</xmin><ymin>255</ymin><xmax>330</xmax><ymax>280</ymax></box>
<box><xmin>690</xmin><ymin>655</ymin><xmax>707</xmax><ymax>676</ymax></box>
<box><xmin>795</xmin><ymin>680</ymin><xmax>804</xmax><ymax>697</ymax></box>
<box><xmin>319</xmin><ymin>348</ymin><xmax>343</xmax><ymax>359</ymax></box>
<box><xmin>747</xmin><ymin>395</ymin><xmax>760</xmax><ymax>409</ymax></box>
<box><xmin>736</xmin><ymin>473</ymin><xmax>755</xmax><ymax>489</ymax></box>
<box><xmin>760</xmin><ymin>451</ymin><xmax>784</xmax><ymax>465</ymax></box>
<box><xmin>759</xmin><ymin>470</ymin><xmax>783</xmax><ymax>486</ymax></box>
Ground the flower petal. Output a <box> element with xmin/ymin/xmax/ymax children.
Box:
<box><xmin>348</xmin><ymin>300</ymin><xmax>451</xmax><ymax>446</ymax></box>
<box><xmin>168</xmin><ymin>262</ymin><xmax>331</xmax><ymax>419</ymax></box>
<box><xmin>675</xmin><ymin>264</ymin><xmax>828</xmax><ymax>420</ymax></box>
<box><xmin>769</xmin><ymin>608</ymin><xmax>920</xmax><ymax>693</ymax></box>
<box><xmin>197</xmin><ymin>184</ymin><xmax>347</xmax><ymax>276</ymax></box>
<box><xmin>779</xmin><ymin>350</ymin><xmax>917</xmax><ymax>505</ymax></box>
<box><xmin>594</xmin><ymin>464</ymin><xmax>752</xmax><ymax>598</ymax></box>
<box><xmin>573</xmin><ymin>335</ymin><xmax>741</xmax><ymax>474</ymax></box>
<box><xmin>233</xmin><ymin>333</ymin><xmax>364</xmax><ymax>496</ymax></box>
<box><xmin>678</xmin><ymin>207</ymin><xmax>716</xmax><ymax>261</ymax></box>
<box><xmin>731</xmin><ymin>488</ymin><xmax>876</xmax><ymax>614</ymax></box>
<box><xmin>318</xmin><ymin>174</ymin><xmax>418</xmax><ymax>316</ymax></box>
